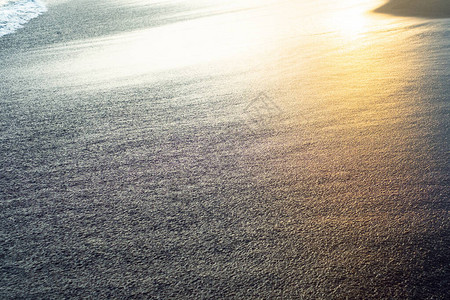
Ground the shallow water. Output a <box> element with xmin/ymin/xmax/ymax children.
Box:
<box><xmin>0</xmin><ymin>0</ymin><xmax>47</xmax><ymax>37</ymax></box>
<box><xmin>1</xmin><ymin>0</ymin><xmax>449</xmax><ymax>298</ymax></box>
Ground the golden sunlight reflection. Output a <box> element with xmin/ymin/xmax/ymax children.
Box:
<box><xmin>42</xmin><ymin>1</ymin><xmax>277</xmax><ymax>86</ymax></box>
<box><xmin>272</xmin><ymin>6</ymin><xmax>422</xmax><ymax>141</ymax></box>
<box><xmin>39</xmin><ymin>0</ymin><xmax>401</xmax><ymax>89</ymax></box>
<box><xmin>330</xmin><ymin>5</ymin><xmax>370</xmax><ymax>39</ymax></box>
<box><xmin>7</xmin><ymin>0</ymin><xmax>447</xmax><ymax>297</ymax></box>
<box><xmin>261</xmin><ymin>2</ymin><xmax>440</xmax><ymax>289</ymax></box>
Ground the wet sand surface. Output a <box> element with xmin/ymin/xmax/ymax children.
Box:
<box><xmin>1</xmin><ymin>0</ymin><xmax>449</xmax><ymax>298</ymax></box>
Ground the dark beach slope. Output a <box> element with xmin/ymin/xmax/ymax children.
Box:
<box><xmin>1</xmin><ymin>0</ymin><xmax>450</xmax><ymax>299</ymax></box>
<box><xmin>375</xmin><ymin>0</ymin><xmax>450</xmax><ymax>18</ymax></box>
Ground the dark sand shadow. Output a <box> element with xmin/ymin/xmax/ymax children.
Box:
<box><xmin>374</xmin><ymin>0</ymin><xmax>450</xmax><ymax>18</ymax></box>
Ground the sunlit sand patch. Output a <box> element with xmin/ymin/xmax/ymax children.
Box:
<box><xmin>26</xmin><ymin>1</ymin><xmax>280</xmax><ymax>89</ymax></box>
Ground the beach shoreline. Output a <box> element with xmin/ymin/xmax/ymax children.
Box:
<box><xmin>1</xmin><ymin>0</ymin><xmax>449</xmax><ymax>298</ymax></box>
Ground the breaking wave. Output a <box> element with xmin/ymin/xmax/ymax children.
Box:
<box><xmin>0</xmin><ymin>0</ymin><xmax>47</xmax><ymax>37</ymax></box>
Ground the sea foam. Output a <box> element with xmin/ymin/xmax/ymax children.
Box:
<box><xmin>0</xmin><ymin>0</ymin><xmax>47</xmax><ymax>37</ymax></box>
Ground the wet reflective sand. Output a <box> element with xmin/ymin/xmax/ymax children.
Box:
<box><xmin>1</xmin><ymin>0</ymin><xmax>449</xmax><ymax>298</ymax></box>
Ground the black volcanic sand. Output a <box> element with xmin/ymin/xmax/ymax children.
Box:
<box><xmin>375</xmin><ymin>0</ymin><xmax>450</xmax><ymax>18</ymax></box>
<box><xmin>1</xmin><ymin>0</ymin><xmax>450</xmax><ymax>299</ymax></box>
